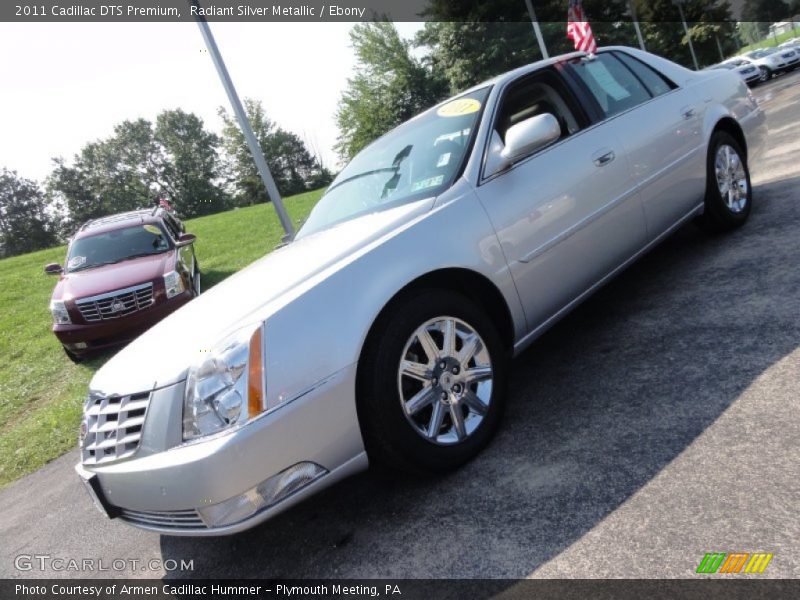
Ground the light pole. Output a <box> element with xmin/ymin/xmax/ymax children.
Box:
<box><xmin>629</xmin><ymin>0</ymin><xmax>646</xmax><ymax>51</ymax></box>
<box><xmin>673</xmin><ymin>0</ymin><xmax>699</xmax><ymax>70</ymax></box>
<box><xmin>192</xmin><ymin>1</ymin><xmax>295</xmax><ymax>239</ymax></box>
<box><xmin>524</xmin><ymin>0</ymin><xmax>549</xmax><ymax>59</ymax></box>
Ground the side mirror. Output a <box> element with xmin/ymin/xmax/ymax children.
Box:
<box><xmin>44</xmin><ymin>263</ymin><xmax>63</xmax><ymax>275</ymax></box>
<box><xmin>176</xmin><ymin>233</ymin><xmax>196</xmax><ymax>247</ymax></box>
<box><xmin>500</xmin><ymin>113</ymin><xmax>561</xmax><ymax>166</ymax></box>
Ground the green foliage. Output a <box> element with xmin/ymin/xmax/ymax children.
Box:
<box><xmin>0</xmin><ymin>169</ymin><xmax>59</xmax><ymax>258</ymax></box>
<box><xmin>47</xmin><ymin>111</ymin><xmax>229</xmax><ymax>227</ymax></box>
<box><xmin>0</xmin><ymin>188</ymin><xmax>322</xmax><ymax>488</ymax></box>
<box><xmin>218</xmin><ymin>99</ymin><xmax>331</xmax><ymax>204</ymax></box>
<box><xmin>335</xmin><ymin>21</ymin><xmax>448</xmax><ymax>162</ymax></box>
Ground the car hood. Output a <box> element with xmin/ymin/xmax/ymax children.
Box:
<box><xmin>90</xmin><ymin>198</ymin><xmax>435</xmax><ymax>395</ymax></box>
<box><xmin>53</xmin><ymin>251</ymin><xmax>175</xmax><ymax>301</ymax></box>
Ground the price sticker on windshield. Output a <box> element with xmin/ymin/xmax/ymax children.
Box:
<box><xmin>143</xmin><ymin>224</ymin><xmax>162</xmax><ymax>235</ymax></box>
<box><xmin>437</xmin><ymin>98</ymin><xmax>481</xmax><ymax>117</ymax></box>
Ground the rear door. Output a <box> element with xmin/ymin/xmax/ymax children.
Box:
<box><xmin>474</xmin><ymin>66</ymin><xmax>646</xmax><ymax>332</ymax></box>
<box><xmin>566</xmin><ymin>51</ymin><xmax>705</xmax><ymax>239</ymax></box>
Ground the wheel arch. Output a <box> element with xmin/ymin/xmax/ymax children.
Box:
<box><xmin>358</xmin><ymin>268</ymin><xmax>516</xmax><ymax>365</ymax></box>
<box><xmin>711</xmin><ymin>116</ymin><xmax>748</xmax><ymax>159</ymax></box>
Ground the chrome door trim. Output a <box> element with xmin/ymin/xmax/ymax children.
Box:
<box><xmin>512</xmin><ymin>202</ymin><xmax>705</xmax><ymax>356</ymax></box>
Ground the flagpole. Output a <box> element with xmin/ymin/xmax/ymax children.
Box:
<box><xmin>524</xmin><ymin>0</ymin><xmax>549</xmax><ymax>59</ymax></box>
<box><xmin>628</xmin><ymin>1</ymin><xmax>646</xmax><ymax>50</ymax></box>
<box><xmin>192</xmin><ymin>1</ymin><xmax>295</xmax><ymax>239</ymax></box>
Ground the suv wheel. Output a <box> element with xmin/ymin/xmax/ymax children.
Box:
<box><xmin>357</xmin><ymin>289</ymin><xmax>508</xmax><ymax>473</ymax></box>
<box><xmin>63</xmin><ymin>346</ymin><xmax>83</xmax><ymax>364</ymax></box>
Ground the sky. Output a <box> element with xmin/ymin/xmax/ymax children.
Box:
<box><xmin>0</xmin><ymin>22</ymin><xmax>424</xmax><ymax>184</ymax></box>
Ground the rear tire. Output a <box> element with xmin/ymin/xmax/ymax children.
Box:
<box><xmin>192</xmin><ymin>264</ymin><xmax>201</xmax><ymax>296</ymax></box>
<box><xmin>699</xmin><ymin>131</ymin><xmax>752</xmax><ymax>232</ymax></box>
<box><xmin>357</xmin><ymin>289</ymin><xmax>508</xmax><ymax>474</ymax></box>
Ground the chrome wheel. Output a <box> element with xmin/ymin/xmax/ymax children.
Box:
<box><xmin>715</xmin><ymin>144</ymin><xmax>748</xmax><ymax>213</ymax></box>
<box><xmin>398</xmin><ymin>316</ymin><xmax>493</xmax><ymax>445</ymax></box>
<box><xmin>759</xmin><ymin>67</ymin><xmax>769</xmax><ymax>82</ymax></box>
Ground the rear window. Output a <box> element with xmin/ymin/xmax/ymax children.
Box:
<box><xmin>614</xmin><ymin>52</ymin><xmax>675</xmax><ymax>97</ymax></box>
<box><xmin>569</xmin><ymin>53</ymin><xmax>652</xmax><ymax>118</ymax></box>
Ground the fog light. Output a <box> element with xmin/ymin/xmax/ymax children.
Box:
<box><xmin>197</xmin><ymin>462</ymin><xmax>326</xmax><ymax>528</ymax></box>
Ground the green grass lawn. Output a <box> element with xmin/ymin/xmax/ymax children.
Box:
<box><xmin>0</xmin><ymin>189</ymin><xmax>322</xmax><ymax>488</ymax></box>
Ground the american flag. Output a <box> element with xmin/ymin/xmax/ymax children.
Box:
<box><xmin>567</xmin><ymin>0</ymin><xmax>597</xmax><ymax>54</ymax></box>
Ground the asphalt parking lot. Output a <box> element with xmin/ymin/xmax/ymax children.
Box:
<box><xmin>1</xmin><ymin>70</ymin><xmax>799</xmax><ymax>580</ymax></box>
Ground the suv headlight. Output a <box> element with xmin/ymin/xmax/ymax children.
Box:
<box><xmin>50</xmin><ymin>300</ymin><xmax>72</xmax><ymax>325</ymax></box>
<box><xmin>164</xmin><ymin>270</ymin><xmax>185</xmax><ymax>299</ymax></box>
<box><xmin>183</xmin><ymin>324</ymin><xmax>265</xmax><ymax>441</ymax></box>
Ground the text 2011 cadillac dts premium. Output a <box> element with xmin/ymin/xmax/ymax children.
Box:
<box><xmin>76</xmin><ymin>47</ymin><xmax>766</xmax><ymax>535</ymax></box>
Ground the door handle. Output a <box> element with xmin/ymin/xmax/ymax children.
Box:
<box><xmin>681</xmin><ymin>107</ymin><xmax>696</xmax><ymax>119</ymax></box>
<box><xmin>593</xmin><ymin>150</ymin><xmax>615</xmax><ymax>167</ymax></box>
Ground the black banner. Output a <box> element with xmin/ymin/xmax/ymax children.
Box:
<box><xmin>4</xmin><ymin>579</ymin><xmax>800</xmax><ymax>600</ymax></box>
<box><xmin>1</xmin><ymin>0</ymin><xmax>760</xmax><ymax>23</ymax></box>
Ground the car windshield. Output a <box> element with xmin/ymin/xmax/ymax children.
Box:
<box><xmin>297</xmin><ymin>87</ymin><xmax>490</xmax><ymax>238</ymax></box>
<box><xmin>66</xmin><ymin>223</ymin><xmax>171</xmax><ymax>272</ymax></box>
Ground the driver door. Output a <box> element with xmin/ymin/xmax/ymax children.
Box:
<box><xmin>474</xmin><ymin>68</ymin><xmax>646</xmax><ymax>332</ymax></box>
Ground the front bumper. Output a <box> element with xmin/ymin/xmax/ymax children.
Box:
<box><xmin>54</xmin><ymin>291</ymin><xmax>192</xmax><ymax>355</ymax></box>
<box><xmin>76</xmin><ymin>363</ymin><xmax>367</xmax><ymax>536</ymax></box>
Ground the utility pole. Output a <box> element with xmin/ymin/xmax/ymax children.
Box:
<box><xmin>673</xmin><ymin>0</ymin><xmax>699</xmax><ymax>70</ymax></box>
<box><xmin>192</xmin><ymin>2</ymin><xmax>295</xmax><ymax>239</ymax></box>
<box><xmin>524</xmin><ymin>0</ymin><xmax>549</xmax><ymax>59</ymax></box>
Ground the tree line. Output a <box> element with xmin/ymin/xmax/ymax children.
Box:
<box><xmin>0</xmin><ymin>101</ymin><xmax>331</xmax><ymax>258</ymax></box>
<box><xmin>335</xmin><ymin>0</ymin><xmax>800</xmax><ymax>160</ymax></box>
<box><xmin>3</xmin><ymin>0</ymin><xmax>799</xmax><ymax>258</ymax></box>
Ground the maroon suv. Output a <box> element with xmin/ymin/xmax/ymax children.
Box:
<box><xmin>45</xmin><ymin>208</ymin><xmax>200</xmax><ymax>362</ymax></box>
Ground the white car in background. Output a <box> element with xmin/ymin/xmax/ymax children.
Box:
<box><xmin>713</xmin><ymin>59</ymin><xmax>761</xmax><ymax>86</ymax></box>
<box><xmin>743</xmin><ymin>47</ymin><xmax>800</xmax><ymax>81</ymax></box>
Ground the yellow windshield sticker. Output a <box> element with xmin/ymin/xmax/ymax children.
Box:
<box><xmin>437</xmin><ymin>98</ymin><xmax>481</xmax><ymax>117</ymax></box>
<box><xmin>143</xmin><ymin>224</ymin><xmax>161</xmax><ymax>235</ymax></box>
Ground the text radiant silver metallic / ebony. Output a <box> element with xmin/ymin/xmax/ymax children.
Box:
<box><xmin>76</xmin><ymin>47</ymin><xmax>766</xmax><ymax>535</ymax></box>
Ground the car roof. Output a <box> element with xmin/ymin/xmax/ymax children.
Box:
<box><xmin>74</xmin><ymin>208</ymin><xmax>168</xmax><ymax>239</ymax></box>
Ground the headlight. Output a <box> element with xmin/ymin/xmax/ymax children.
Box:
<box><xmin>183</xmin><ymin>324</ymin><xmax>265</xmax><ymax>441</ymax></box>
<box><xmin>50</xmin><ymin>300</ymin><xmax>71</xmax><ymax>325</ymax></box>
<box><xmin>164</xmin><ymin>270</ymin><xmax>185</xmax><ymax>299</ymax></box>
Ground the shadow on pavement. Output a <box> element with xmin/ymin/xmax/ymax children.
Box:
<box><xmin>160</xmin><ymin>172</ymin><xmax>800</xmax><ymax>578</ymax></box>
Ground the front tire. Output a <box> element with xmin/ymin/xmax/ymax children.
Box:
<box><xmin>758</xmin><ymin>66</ymin><xmax>771</xmax><ymax>82</ymax></box>
<box><xmin>357</xmin><ymin>289</ymin><xmax>508</xmax><ymax>474</ymax></box>
<box><xmin>700</xmin><ymin>131</ymin><xmax>752</xmax><ymax>231</ymax></box>
<box><xmin>63</xmin><ymin>346</ymin><xmax>83</xmax><ymax>364</ymax></box>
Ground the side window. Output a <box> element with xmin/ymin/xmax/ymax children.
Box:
<box><xmin>161</xmin><ymin>215</ymin><xmax>181</xmax><ymax>240</ymax></box>
<box><xmin>495</xmin><ymin>70</ymin><xmax>583</xmax><ymax>144</ymax></box>
<box><xmin>614</xmin><ymin>52</ymin><xmax>675</xmax><ymax>97</ymax></box>
<box><xmin>570</xmin><ymin>53</ymin><xmax>652</xmax><ymax>118</ymax></box>
<box><xmin>484</xmin><ymin>70</ymin><xmax>585</xmax><ymax>178</ymax></box>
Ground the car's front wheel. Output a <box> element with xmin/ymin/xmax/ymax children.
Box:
<box><xmin>758</xmin><ymin>66</ymin><xmax>771</xmax><ymax>82</ymax></box>
<box><xmin>357</xmin><ymin>289</ymin><xmax>508</xmax><ymax>473</ymax></box>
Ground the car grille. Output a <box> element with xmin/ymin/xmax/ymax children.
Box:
<box><xmin>118</xmin><ymin>508</ymin><xmax>208</xmax><ymax>530</ymax></box>
<box><xmin>75</xmin><ymin>282</ymin><xmax>154</xmax><ymax>323</ymax></box>
<box><xmin>81</xmin><ymin>391</ymin><xmax>151</xmax><ymax>464</ymax></box>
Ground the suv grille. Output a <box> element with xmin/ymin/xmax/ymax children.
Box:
<box><xmin>119</xmin><ymin>508</ymin><xmax>207</xmax><ymax>530</ymax></box>
<box><xmin>76</xmin><ymin>282</ymin><xmax>154</xmax><ymax>323</ymax></box>
<box><xmin>81</xmin><ymin>391</ymin><xmax>151</xmax><ymax>464</ymax></box>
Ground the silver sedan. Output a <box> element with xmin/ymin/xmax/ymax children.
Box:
<box><xmin>76</xmin><ymin>47</ymin><xmax>766</xmax><ymax>535</ymax></box>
